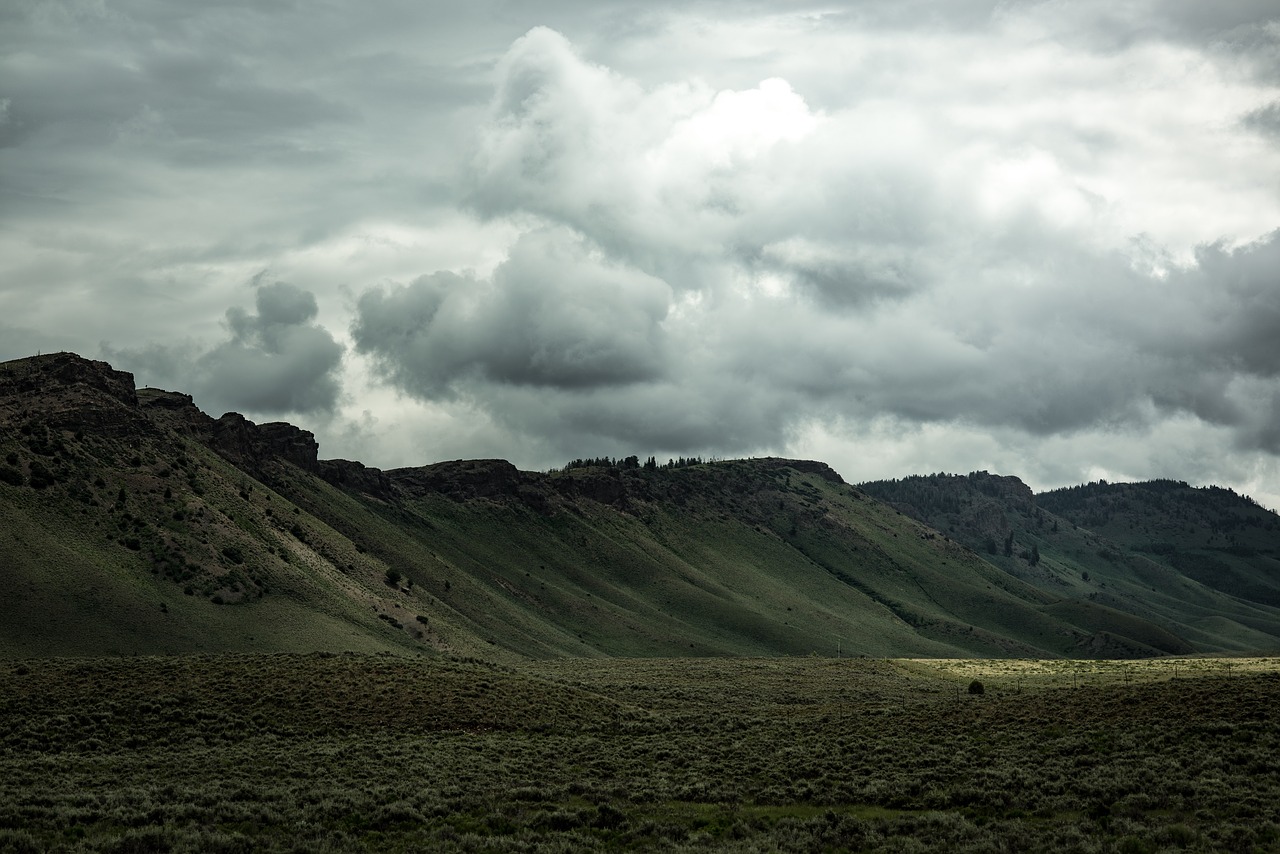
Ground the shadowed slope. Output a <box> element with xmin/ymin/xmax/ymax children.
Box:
<box><xmin>4</xmin><ymin>353</ymin><xmax>1280</xmax><ymax>659</ymax></box>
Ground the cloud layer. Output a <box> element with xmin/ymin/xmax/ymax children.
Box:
<box><xmin>3</xmin><ymin>2</ymin><xmax>1280</xmax><ymax>505</ymax></box>
<box><xmin>353</xmin><ymin>22</ymin><xmax>1280</xmax><ymax>483</ymax></box>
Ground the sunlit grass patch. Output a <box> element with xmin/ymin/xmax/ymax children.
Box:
<box><xmin>906</xmin><ymin>655</ymin><xmax>1280</xmax><ymax>690</ymax></box>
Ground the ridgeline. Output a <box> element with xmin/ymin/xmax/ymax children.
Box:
<box><xmin>3</xmin><ymin>352</ymin><xmax>1279</xmax><ymax>659</ymax></box>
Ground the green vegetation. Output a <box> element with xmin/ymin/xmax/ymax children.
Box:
<box><xmin>5</xmin><ymin>353</ymin><xmax>1280</xmax><ymax>662</ymax></box>
<box><xmin>1</xmin><ymin>654</ymin><xmax>1277</xmax><ymax>851</ymax></box>
<box><xmin>6</xmin><ymin>355</ymin><xmax>1280</xmax><ymax>851</ymax></box>
<box><xmin>1039</xmin><ymin>479</ymin><xmax>1280</xmax><ymax>608</ymax></box>
<box><xmin>861</xmin><ymin>472</ymin><xmax>1280</xmax><ymax>655</ymax></box>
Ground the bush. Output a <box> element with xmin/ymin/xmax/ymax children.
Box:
<box><xmin>0</xmin><ymin>829</ymin><xmax>42</xmax><ymax>854</ymax></box>
<box><xmin>27</xmin><ymin>461</ymin><xmax>55</xmax><ymax>489</ymax></box>
<box><xmin>385</xmin><ymin>568</ymin><xmax>403</xmax><ymax>586</ymax></box>
<box><xmin>0</xmin><ymin>465</ymin><xmax>23</xmax><ymax>486</ymax></box>
<box><xmin>968</xmin><ymin>680</ymin><xmax>985</xmax><ymax>695</ymax></box>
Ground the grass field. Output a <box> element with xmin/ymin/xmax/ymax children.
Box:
<box><xmin>2</xmin><ymin>654</ymin><xmax>1278</xmax><ymax>852</ymax></box>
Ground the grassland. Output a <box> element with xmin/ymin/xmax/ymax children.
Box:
<box><xmin>2</xmin><ymin>654</ymin><xmax>1278</xmax><ymax>852</ymax></box>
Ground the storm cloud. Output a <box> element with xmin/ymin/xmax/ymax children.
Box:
<box><xmin>107</xmin><ymin>281</ymin><xmax>344</xmax><ymax>419</ymax></box>
<box><xmin>4</xmin><ymin>1</ymin><xmax>1280</xmax><ymax>505</ymax></box>
<box><xmin>353</xmin><ymin>21</ymin><xmax>1280</xmax><ymax>481</ymax></box>
<box><xmin>353</xmin><ymin>228</ymin><xmax>670</xmax><ymax>394</ymax></box>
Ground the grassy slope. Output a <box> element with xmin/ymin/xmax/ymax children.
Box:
<box><xmin>9</xmin><ymin>424</ymin><xmax>1276</xmax><ymax>660</ymax></box>
<box><xmin>5</xmin><ymin>352</ymin><xmax>1280</xmax><ymax>660</ymax></box>
<box><xmin>861</xmin><ymin>473</ymin><xmax>1280</xmax><ymax>654</ymax></box>
<box><xmin>270</xmin><ymin>458</ymin><xmax>1176</xmax><ymax>660</ymax></box>
<box><xmin>0</xmin><ymin>426</ymin><xmax>425</xmax><ymax>658</ymax></box>
<box><xmin>273</xmin><ymin>462</ymin><xmax>964</xmax><ymax>659</ymax></box>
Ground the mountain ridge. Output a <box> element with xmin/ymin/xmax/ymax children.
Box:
<box><xmin>3</xmin><ymin>352</ymin><xmax>1279</xmax><ymax>660</ymax></box>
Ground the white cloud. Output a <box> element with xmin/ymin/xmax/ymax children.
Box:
<box><xmin>3</xmin><ymin>2</ymin><xmax>1280</xmax><ymax>503</ymax></box>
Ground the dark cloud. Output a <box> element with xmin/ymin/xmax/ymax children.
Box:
<box><xmin>241</xmin><ymin>279</ymin><xmax>320</xmax><ymax>328</ymax></box>
<box><xmin>353</xmin><ymin>228</ymin><xmax>670</xmax><ymax>394</ymax></box>
<box><xmin>5</xmin><ymin>5</ymin><xmax>1280</xmax><ymax>504</ymax></box>
<box><xmin>1178</xmin><ymin>233</ymin><xmax>1280</xmax><ymax>377</ymax></box>
<box><xmin>107</xmin><ymin>281</ymin><xmax>344</xmax><ymax>417</ymax></box>
<box><xmin>1244</xmin><ymin>101</ymin><xmax>1280</xmax><ymax>139</ymax></box>
<box><xmin>337</xmin><ymin>22</ymin><xmax>1280</xmax><ymax>488</ymax></box>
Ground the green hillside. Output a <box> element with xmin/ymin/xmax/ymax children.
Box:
<box><xmin>4</xmin><ymin>353</ymin><xmax>1280</xmax><ymax>660</ymax></box>
<box><xmin>1039</xmin><ymin>479</ymin><xmax>1280</xmax><ymax>607</ymax></box>
<box><xmin>860</xmin><ymin>472</ymin><xmax>1280</xmax><ymax>653</ymax></box>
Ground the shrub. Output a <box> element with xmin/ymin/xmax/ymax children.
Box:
<box><xmin>0</xmin><ymin>829</ymin><xmax>42</xmax><ymax>853</ymax></box>
<box><xmin>385</xmin><ymin>568</ymin><xmax>402</xmax><ymax>586</ymax></box>
<box><xmin>968</xmin><ymin>680</ymin><xmax>985</xmax><ymax>695</ymax></box>
<box><xmin>0</xmin><ymin>465</ymin><xmax>23</xmax><ymax>487</ymax></box>
<box><xmin>27</xmin><ymin>461</ymin><xmax>55</xmax><ymax>489</ymax></box>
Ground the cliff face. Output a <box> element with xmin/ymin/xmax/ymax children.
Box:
<box><xmin>210</xmin><ymin>414</ymin><xmax>321</xmax><ymax>476</ymax></box>
<box><xmin>389</xmin><ymin>459</ymin><xmax>525</xmax><ymax>501</ymax></box>
<box><xmin>5</xmin><ymin>355</ymin><xmax>368</xmax><ymax>495</ymax></box>
<box><xmin>755</xmin><ymin>457</ymin><xmax>845</xmax><ymax>484</ymax></box>
<box><xmin>318</xmin><ymin>459</ymin><xmax>392</xmax><ymax>499</ymax></box>
<box><xmin>0</xmin><ymin>354</ymin><xmax>848</xmax><ymax>519</ymax></box>
<box><xmin>0</xmin><ymin>352</ymin><xmax>147</xmax><ymax>437</ymax></box>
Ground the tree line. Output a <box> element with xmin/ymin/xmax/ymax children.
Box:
<box><xmin>559</xmin><ymin>455</ymin><xmax>707</xmax><ymax>473</ymax></box>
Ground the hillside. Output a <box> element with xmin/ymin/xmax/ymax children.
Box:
<box><xmin>3</xmin><ymin>353</ymin><xmax>1280</xmax><ymax>659</ymax></box>
<box><xmin>860</xmin><ymin>472</ymin><xmax>1280</xmax><ymax>654</ymax></box>
<box><xmin>1039</xmin><ymin>479</ymin><xmax>1280</xmax><ymax>607</ymax></box>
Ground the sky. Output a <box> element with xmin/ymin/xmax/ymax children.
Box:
<box><xmin>4</xmin><ymin>1</ymin><xmax>1280</xmax><ymax>507</ymax></box>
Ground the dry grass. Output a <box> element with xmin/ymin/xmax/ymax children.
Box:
<box><xmin>907</xmin><ymin>655</ymin><xmax>1280</xmax><ymax>690</ymax></box>
<box><xmin>2</xmin><ymin>653</ymin><xmax>1278</xmax><ymax>851</ymax></box>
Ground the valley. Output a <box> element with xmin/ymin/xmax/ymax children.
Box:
<box><xmin>4</xmin><ymin>353</ymin><xmax>1280</xmax><ymax>851</ymax></box>
<box><xmin>1</xmin><ymin>653</ymin><xmax>1276</xmax><ymax>852</ymax></box>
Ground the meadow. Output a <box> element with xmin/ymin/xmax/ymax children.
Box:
<box><xmin>1</xmin><ymin>653</ymin><xmax>1278</xmax><ymax>852</ymax></box>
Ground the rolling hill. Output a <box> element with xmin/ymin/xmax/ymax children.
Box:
<box><xmin>3</xmin><ymin>352</ymin><xmax>1279</xmax><ymax>660</ymax></box>
<box><xmin>860</xmin><ymin>472</ymin><xmax>1280</xmax><ymax>654</ymax></box>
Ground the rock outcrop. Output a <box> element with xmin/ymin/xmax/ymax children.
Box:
<box><xmin>754</xmin><ymin>457</ymin><xmax>845</xmax><ymax>484</ymax></box>
<box><xmin>0</xmin><ymin>352</ymin><xmax>148</xmax><ymax>437</ymax></box>
<box><xmin>320</xmin><ymin>459</ymin><xmax>392</xmax><ymax>500</ymax></box>
<box><xmin>209</xmin><ymin>413</ymin><xmax>320</xmax><ymax>476</ymax></box>
<box><xmin>389</xmin><ymin>459</ymin><xmax>525</xmax><ymax>501</ymax></box>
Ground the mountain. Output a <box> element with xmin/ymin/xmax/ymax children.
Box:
<box><xmin>860</xmin><ymin>472</ymin><xmax>1280</xmax><ymax>654</ymax></box>
<box><xmin>1038</xmin><ymin>479</ymin><xmax>1280</xmax><ymax>607</ymax></box>
<box><xmin>3</xmin><ymin>353</ymin><xmax>1280</xmax><ymax>660</ymax></box>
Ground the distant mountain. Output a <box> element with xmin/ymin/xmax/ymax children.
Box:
<box><xmin>1038</xmin><ymin>479</ymin><xmax>1280</xmax><ymax>608</ymax></box>
<box><xmin>3</xmin><ymin>353</ymin><xmax>1280</xmax><ymax>660</ymax></box>
<box><xmin>860</xmin><ymin>472</ymin><xmax>1280</xmax><ymax>654</ymax></box>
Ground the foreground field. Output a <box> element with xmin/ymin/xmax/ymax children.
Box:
<box><xmin>1</xmin><ymin>655</ymin><xmax>1278</xmax><ymax>852</ymax></box>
